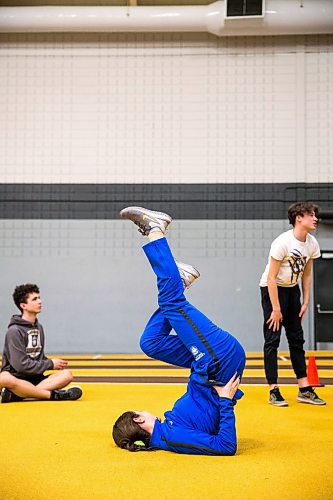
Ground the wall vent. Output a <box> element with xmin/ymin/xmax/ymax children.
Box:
<box><xmin>226</xmin><ymin>0</ymin><xmax>264</xmax><ymax>18</ymax></box>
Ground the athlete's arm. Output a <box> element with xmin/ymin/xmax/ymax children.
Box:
<box><xmin>267</xmin><ymin>257</ymin><xmax>283</xmax><ymax>331</ymax></box>
<box><xmin>51</xmin><ymin>358</ymin><xmax>68</xmax><ymax>370</ymax></box>
<box><xmin>5</xmin><ymin>328</ymin><xmax>53</xmax><ymax>375</ymax></box>
<box><xmin>299</xmin><ymin>259</ymin><xmax>312</xmax><ymax>320</ymax></box>
<box><xmin>213</xmin><ymin>372</ymin><xmax>240</xmax><ymax>399</ymax></box>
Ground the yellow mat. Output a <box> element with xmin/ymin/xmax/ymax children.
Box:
<box><xmin>1</xmin><ymin>384</ymin><xmax>333</xmax><ymax>500</ymax></box>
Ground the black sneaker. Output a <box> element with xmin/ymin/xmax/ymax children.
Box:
<box><xmin>51</xmin><ymin>386</ymin><xmax>82</xmax><ymax>401</ymax></box>
<box><xmin>269</xmin><ymin>387</ymin><xmax>288</xmax><ymax>407</ymax></box>
<box><xmin>0</xmin><ymin>388</ymin><xmax>23</xmax><ymax>404</ymax></box>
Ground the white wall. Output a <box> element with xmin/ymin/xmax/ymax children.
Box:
<box><xmin>0</xmin><ymin>33</ymin><xmax>332</xmax><ymax>184</ymax></box>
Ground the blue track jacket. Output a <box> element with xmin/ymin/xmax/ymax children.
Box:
<box><xmin>150</xmin><ymin>372</ymin><xmax>240</xmax><ymax>455</ymax></box>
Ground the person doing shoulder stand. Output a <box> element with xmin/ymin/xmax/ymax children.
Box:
<box><xmin>113</xmin><ymin>207</ymin><xmax>246</xmax><ymax>455</ymax></box>
<box><xmin>0</xmin><ymin>283</ymin><xmax>82</xmax><ymax>403</ymax></box>
<box><xmin>259</xmin><ymin>201</ymin><xmax>325</xmax><ymax>407</ymax></box>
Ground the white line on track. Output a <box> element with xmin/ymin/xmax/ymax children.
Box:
<box><xmin>279</xmin><ymin>356</ymin><xmax>288</xmax><ymax>361</ymax></box>
<box><xmin>92</xmin><ymin>354</ymin><xmax>102</xmax><ymax>359</ymax></box>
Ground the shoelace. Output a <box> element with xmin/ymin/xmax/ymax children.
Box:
<box><xmin>137</xmin><ymin>224</ymin><xmax>149</xmax><ymax>236</ymax></box>
<box><xmin>272</xmin><ymin>389</ymin><xmax>284</xmax><ymax>401</ymax></box>
<box><xmin>137</xmin><ymin>219</ymin><xmax>161</xmax><ymax>235</ymax></box>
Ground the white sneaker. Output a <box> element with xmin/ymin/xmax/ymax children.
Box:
<box><xmin>176</xmin><ymin>261</ymin><xmax>200</xmax><ymax>289</ymax></box>
<box><xmin>120</xmin><ymin>206</ymin><xmax>172</xmax><ymax>236</ymax></box>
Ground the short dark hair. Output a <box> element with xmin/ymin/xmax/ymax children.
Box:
<box><xmin>288</xmin><ymin>201</ymin><xmax>319</xmax><ymax>227</ymax></box>
<box><xmin>112</xmin><ymin>411</ymin><xmax>153</xmax><ymax>452</ymax></box>
<box><xmin>13</xmin><ymin>283</ymin><xmax>40</xmax><ymax>312</ymax></box>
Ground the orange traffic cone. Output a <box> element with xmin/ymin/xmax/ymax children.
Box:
<box><xmin>307</xmin><ymin>355</ymin><xmax>324</xmax><ymax>387</ymax></box>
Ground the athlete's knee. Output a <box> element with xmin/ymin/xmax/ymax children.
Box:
<box><xmin>140</xmin><ymin>326</ymin><xmax>157</xmax><ymax>355</ymax></box>
<box><xmin>140</xmin><ymin>336</ymin><xmax>157</xmax><ymax>358</ymax></box>
<box><xmin>60</xmin><ymin>369</ymin><xmax>73</xmax><ymax>384</ymax></box>
<box><xmin>264</xmin><ymin>336</ymin><xmax>280</xmax><ymax>351</ymax></box>
<box><xmin>287</xmin><ymin>334</ymin><xmax>305</xmax><ymax>350</ymax></box>
<box><xmin>286</xmin><ymin>326</ymin><xmax>304</xmax><ymax>345</ymax></box>
<box><xmin>0</xmin><ymin>371</ymin><xmax>16</xmax><ymax>389</ymax></box>
<box><xmin>263</xmin><ymin>324</ymin><xmax>282</xmax><ymax>346</ymax></box>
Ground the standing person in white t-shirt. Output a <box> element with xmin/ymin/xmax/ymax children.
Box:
<box><xmin>259</xmin><ymin>201</ymin><xmax>326</xmax><ymax>407</ymax></box>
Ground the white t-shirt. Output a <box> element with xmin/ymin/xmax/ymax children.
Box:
<box><xmin>259</xmin><ymin>229</ymin><xmax>321</xmax><ymax>288</ymax></box>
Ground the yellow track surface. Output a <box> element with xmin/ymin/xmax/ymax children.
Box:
<box><xmin>1</xmin><ymin>384</ymin><xmax>332</xmax><ymax>500</ymax></box>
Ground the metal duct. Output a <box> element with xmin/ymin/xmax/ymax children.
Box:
<box><xmin>0</xmin><ymin>1</ymin><xmax>332</xmax><ymax>36</ymax></box>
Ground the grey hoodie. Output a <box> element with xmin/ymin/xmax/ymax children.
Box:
<box><xmin>1</xmin><ymin>315</ymin><xmax>53</xmax><ymax>377</ymax></box>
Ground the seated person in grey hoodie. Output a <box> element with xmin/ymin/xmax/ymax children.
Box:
<box><xmin>0</xmin><ymin>283</ymin><xmax>82</xmax><ymax>403</ymax></box>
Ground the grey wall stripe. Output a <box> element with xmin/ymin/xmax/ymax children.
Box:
<box><xmin>0</xmin><ymin>183</ymin><xmax>332</xmax><ymax>219</ymax></box>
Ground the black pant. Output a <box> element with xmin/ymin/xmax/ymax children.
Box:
<box><xmin>261</xmin><ymin>286</ymin><xmax>307</xmax><ymax>385</ymax></box>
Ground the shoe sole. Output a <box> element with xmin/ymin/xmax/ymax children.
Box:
<box><xmin>296</xmin><ymin>397</ymin><xmax>326</xmax><ymax>405</ymax></box>
<box><xmin>176</xmin><ymin>261</ymin><xmax>200</xmax><ymax>280</ymax></box>
<box><xmin>120</xmin><ymin>206</ymin><xmax>172</xmax><ymax>226</ymax></box>
<box><xmin>269</xmin><ymin>400</ymin><xmax>289</xmax><ymax>407</ymax></box>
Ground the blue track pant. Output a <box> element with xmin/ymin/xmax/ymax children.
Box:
<box><xmin>140</xmin><ymin>238</ymin><xmax>245</xmax><ymax>384</ymax></box>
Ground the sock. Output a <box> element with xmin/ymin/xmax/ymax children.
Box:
<box><xmin>300</xmin><ymin>386</ymin><xmax>312</xmax><ymax>393</ymax></box>
<box><xmin>50</xmin><ymin>390</ymin><xmax>57</xmax><ymax>400</ymax></box>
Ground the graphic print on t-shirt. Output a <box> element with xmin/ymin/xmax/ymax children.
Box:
<box><xmin>288</xmin><ymin>249</ymin><xmax>307</xmax><ymax>285</ymax></box>
<box><xmin>259</xmin><ymin>229</ymin><xmax>320</xmax><ymax>288</ymax></box>
<box><xmin>26</xmin><ymin>328</ymin><xmax>42</xmax><ymax>358</ymax></box>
